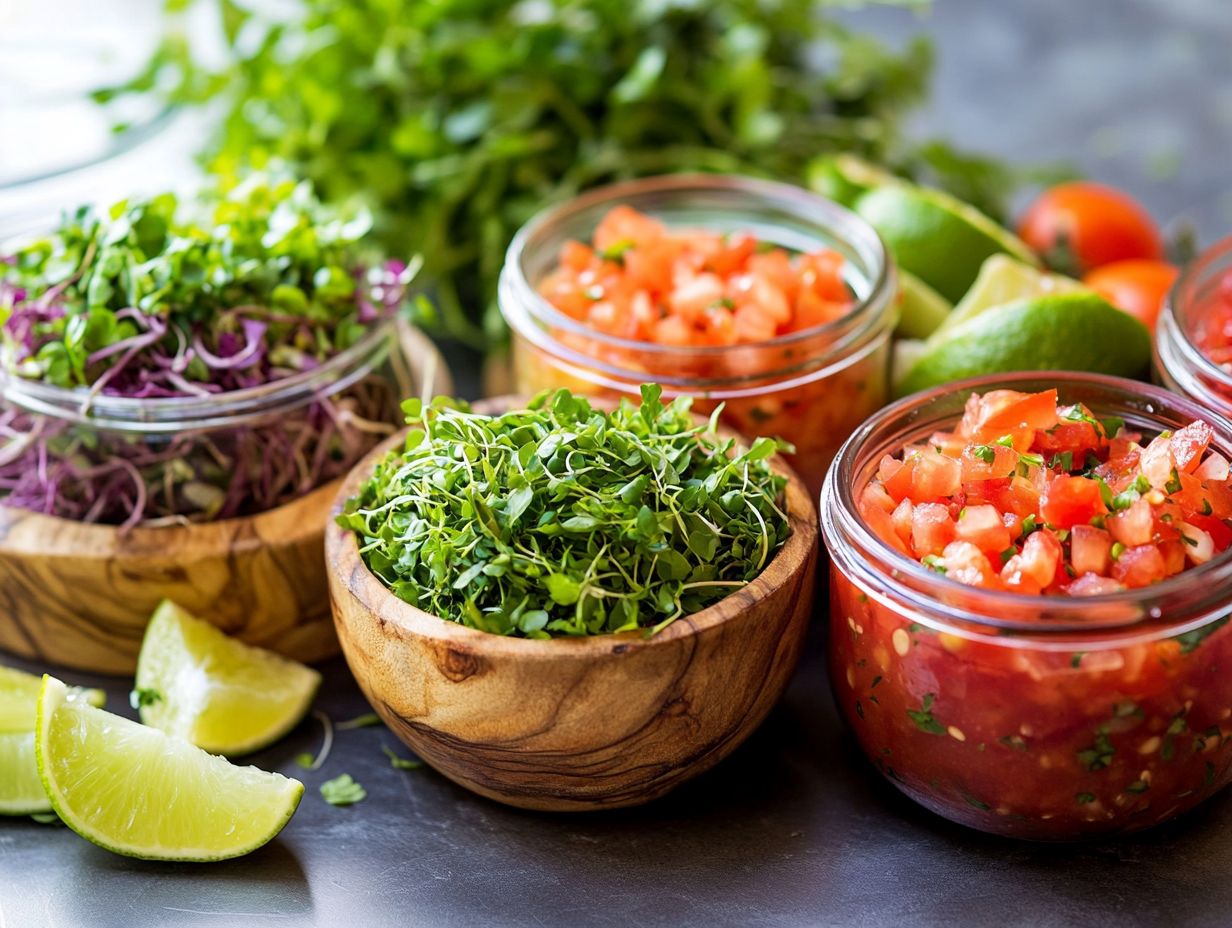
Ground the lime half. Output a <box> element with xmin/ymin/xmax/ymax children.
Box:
<box><xmin>135</xmin><ymin>601</ymin><xmax>321</xmax><ymax>756</ymax></box>
<box><xmin>36</xmin><ymin>675</ymin><xmax>303</xmax><ymax>861</ymax></box>
<box><xmin>856</xmin><ymin>184</ymin><xmax>1039</xmax><ymax>304</ymax></box>
<box><xmin>896</xmin><ymin>292</ymin><xmax>1152</xmax><ymax>397</ymax></box>
<box><xmin>807</xmin><ymin>154</ymin><xmax>903</xmax><ymax>208</ymax></box>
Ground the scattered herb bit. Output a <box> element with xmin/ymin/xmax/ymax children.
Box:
<box><xmin>907</xmin><ymin>693</ymin><xmax>946</xmax><ymax>735</ymax></box>
<box><xmin>1110</xmin><ymin>542</ymin><xmax>1126</xmax><ymax>561</ymax></box>
<box><xmin>855</xmin><ymin>700</ymin><xmax>865</xmax><ymax>720</ymax></box>
<box><xmin>336</xmin><ymin>712</ymin><xmax>383</xmax><ymax>731</ymax></box>
<box><xmin>1049</xmin><ymin>451</ymin><xmax>1074</xmax><ymax>472</ymax></box>
<box><xmin>972</xmin><ymin>445</ymin><xmax>997</xmax><ymax>464</ymax></box>
<box><xmin>1101</xmin><ymin>416</ymin><xmax>1126</xmax><ymax>438</ymax></box>
<box><xmin>1075</xmin><ymin>792</ymin><xmax>1096</xmax><ymax>805</ymax></box>
<box><xmin>999</xmin><ymin>546</ymin><xmax>1017</xmax><ymax>564</ymax></box>
<box><xmin>921</xmin><ymin>555</ymin><xmax>948</xmax><ymax>575</ymax></box>
<box><xmin>1125</xmin><ymin>779</ymin><xmax>1150</xmax><ymax>794</ymax></box>
<box><xmin>1070</xmin><ymin>652</ymin><xmax>1086</xmax><ymax>668</ymax></box>
<box><xmin>999</xmin><ymin>734</ymin><xmax>1029</xmax><ymax>752</ymax></box>
<box><xmin>1077</xmin><ymin>728</ymin><xmax>1115</xmax><ymax>772</ymax></box>
<box><xmin>382</xmin><ymin>745</ymin><xmax>424</xmax><ymax>771</ymax></box>
<box><xmin>320</xmin><ymin>773</ymin><xmax>367</xmax><ymax>806</ymax></box>
<box><xmin>298</xmin><ymin>710</ymin><xmax>335</xmax><ymax>772</ymax></box>
<box><xmin>129</xmin><ymin>687</ymin><xmax>162</xmax><ymax>710</ymax></box>
<box><xmin>1019</xmin><ymin>514</ymin><xmax>1038</xmax><ymax>538</ymax></box>
<box><xmin>294</xmin><ymin>752</ymin><xmax>316</xmax><ymax>770</ymax></box>
<box><xmin>960</xmin><ymin>790</ymin><xmax>991</xmax><ymax>812</ymax></box>
<box><xmin>339</xmin><ymin>385</ymin><xmax>790</xmax><ymax>637</ymax></box>
<box><xmin>871</xmin><ymin>675</ymin><xmax>883</xmax><ymax>689</ymax></box>
<box><xmin>1112</xmin><ymin>701</ymin><xmax>1143</xmax><ymax>720</ymax></box>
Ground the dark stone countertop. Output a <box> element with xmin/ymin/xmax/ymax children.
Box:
<box><xmin>4</xmin><ymin>1</ymin><xmax>1232</xmax><ymax>926</ymax></box>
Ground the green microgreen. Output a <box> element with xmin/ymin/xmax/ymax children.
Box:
<box><xmin>338</xmin><ymin>385</ymin><xmax>790</xmax><ymax>637</ymax></box>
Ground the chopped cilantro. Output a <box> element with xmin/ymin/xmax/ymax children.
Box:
<box><xmin>1126</xmin><ymin>779</ymin><xmax>1150</xmax><ymax>794</ymax></box>
<box><xmin>972</xmin><ymin>445</ymin><xmax>997</xmax><ymax>464</ymax></box>
<box><xmin>382</xmin><ymin>745</ymin><xmax>424</xmax><ymax>770</ymax></box>
<box><xmin>1049</xmin><ymin>451</ymin><xmax>1074</xmax><ymax>472</ymax></box>
<box><xmin>1077</xmin><ymin>728</ymin><xmax>1115</xmax><ymax>771</ymax></box>
<box><xmin>320</xmin><ymin>773</ymin><xmax>367</xmax><ymax>806</ymax></box>
<box><xmin>999</xmin><ymin>546</ymin><xmax>1017</xmax><ymax>564</ymax></box>
<box><xmin>129</xmin><ymin>687</ymin><xmax>162</xmax><ymax>710</ymax></box>
<box><xmin>921</xmin><ymin>554</ymin><xmax>947</xmax><ymax>574</ymax></box>
<box><xmin>1165</xmin><ymin>469</ymin><xmax>1183</xmax><ymax>495</ymax></box>
<box><xmin>1075</xmin><ymin>792</ymin><xmax>1096</xmax><ymax>805</ymax></box>
<box><xmin>1070</xmin><ymin>652</ymin><xmax>1086</xmax><ymax>668</ymax></box>
<box><xmin>906</xmin><ymin>694</ymin><xmax>946</xmax><ymax>735</ymax></box>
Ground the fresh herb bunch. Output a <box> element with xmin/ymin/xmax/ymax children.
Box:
<box><xmin>0</xmin><ymin>176</ymin><xmax>412</xmax><ymax>396</ymax></box>
<box><xmin>101</xmin><ymin>0</ymin><xmax>937</xmax><ymax>345</ymax></box>
<box><xmin>338</xmin><ymin>386</ymin><xmax>791</xmax><ymax>637</ymax></box>
<box><xmin>0</xmin><ymin>177</ymin><xmax>416</xmax><ymax>527</ymax></box>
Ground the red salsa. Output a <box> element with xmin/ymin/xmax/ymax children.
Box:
<box><xmin>831</xmin><ymin>387</ymin><xmax>1232</xmax><ymax>839</ymax></box>
<box><xmin>1194</xmin><ymin>269</ymin><xmax>1232</xmax><ymax>372</ymax></box>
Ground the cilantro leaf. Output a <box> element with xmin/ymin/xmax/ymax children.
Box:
<box><xmin>320</xmin><ymin>774</ymin><xmax>367</xmax><ymax>806</ymax></box>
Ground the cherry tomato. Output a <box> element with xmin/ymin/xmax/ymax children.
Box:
<box><xmin>1083</xmin><ymin>259</ymin><xmax>1179</xmax><ymax>332</ymax></box>
<box><xmin>1017</xmin><ymin>182</ymin><xmax>1162</xmax><ymax>275</ymax></box>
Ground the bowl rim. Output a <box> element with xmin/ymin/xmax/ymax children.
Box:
<box><xmin>325</xmin><ymin>395</ymin><xmax>818</xmax><ymax>658</ymax></box>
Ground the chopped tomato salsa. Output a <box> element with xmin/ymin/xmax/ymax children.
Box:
<box><xmin>538</xmin><ymin>205</ymin><xmax>856</xmax><ymax>345</ymax></box>
<box><xmin>859</xmin><ymin>389</ymin><xmax>1232</xmax><ymax>596</ymax></box>
<box><xmin>830</xmin><ymin>385</ymin><xmax>1232</xmax><ymax>839</ymax></box>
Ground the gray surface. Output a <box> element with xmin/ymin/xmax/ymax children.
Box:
<box><xmin>5</xmin><ymin>1</ymin><xmax>1232</xmax><ymax>926</ymax></box>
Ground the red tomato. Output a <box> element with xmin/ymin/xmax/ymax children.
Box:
<box><xmin>955</xmin><ymin>504</ymin><xmax>1012</xmax><ymax>556</ymax></box>
<box><xmin>1070</xmin><ymin>524</ymin><xmax>1113</xmax><ymax>576</ymax></box>
<box><xmin>1017</xmin><ymin>182</ymin><xmax>1163</xmax><ymax>275</ymax></box>
<box><xmin>1083</xmin><ymin>260</ymin><xmax>1178</xmax><ymax>332</ymax></box>
<box><xmin>1041</xmin><ymin>475</ymin><xmax>1107</xmax><ymax>529</ymax></box>
<box><xmin>1111</xmin><ymin>544</ymin><xmax>1168</xmax><ymax>588</ymax></box>
<box><xmin>1170</xmin><ymin>421</ymin><xmax>1215</xmax><ymax>474</ymax></box>
<box><xmin>911</xmin><ymin>502</ymin><xmax>955</xmax><ymax>556</ymax></box>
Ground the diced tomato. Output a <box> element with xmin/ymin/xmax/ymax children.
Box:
<box><xmin>939</xmin><ymin>541</ymin><xmax>999</xmax><ymax>589</ymax></box>
<box><xmin>1139</xmin><ymin>434</ymin><xmax>1175</xmax><ymax>490</ymax></box>
<box><xmin>891</xmin><ymin>498</ymin><xmax>915</xmax><ymax>548</ymax></box>
<box><xmin>1071</xmin><ymin>524</ymin><xmax>1113</xmax><ymax>576</ymax></box>
<box><xmin>1107</xmin><ymin>498</ymin><xmax>1154</xmax><ymax>547</ymax></box>
<box><xmin>1171</xmin><ymin>421</ymin><xmax>1215</xmax><ymax>474</ymax></box>
<box><xmin>911</xmin><ymin>502</ymin><xmax>955</xmax><ymax>556</ymax></box>
<box><xmin>1111</xmin><ymin>544</ymin><xmax>1168</xmax><ymax>588</ymax></box>
<box><xmin>910</xmin><ymin>448</ymin><xmax>962</xmax><ymax>500</ymax></box>
<box><xmin>1186</xmin><ymin>513</ymin><xmax>1232</xmax><ymax>551</ymax></box>
<box><xmin>1041</xmin><ymin>475</ymin><xmax>1107</xmax><ymax>529</ymax></box>
<box><xmin>594</xmin><ymin>205</ymin><xmax>664</xmax><ymax>252</ymax></box>
<box><xmin>955</xmin><ymin>504</ymin><xmax>1012</xmax><ymax>556</ymax></box>
<box><xmin>960</xmin><ymin>389</ymin><xmax>1059</xmax><ymax>445</ymax></box>
<box><xmin>1064</xmin><ymin>573</ymin><xmax>1125</xmax><ymax>596</ymax></box>
<box><xmin>1001</xmin><ymin>529</ymin><xmax>1062</xmax><ymax>592</ymax></box>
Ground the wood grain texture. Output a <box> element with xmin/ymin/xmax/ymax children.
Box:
<box><xmin>325</xmin><ymin>397</ymin><xmax>818</xmax><ymax>811</ymax></box>
<box><xmin>0</xmin><ymin>322</ymin><xmax>452</xmax><ymax>674</ymax></box>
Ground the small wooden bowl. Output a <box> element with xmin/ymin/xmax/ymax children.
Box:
<box><xmin>0</xmin><ymin>323</ymin><xmax>451</xmax><ymax>675</ymax></box>
<box><xmin>326</xmin><ymin>397</ymin><xmax>818</xmax><ymax>811</ymax></box>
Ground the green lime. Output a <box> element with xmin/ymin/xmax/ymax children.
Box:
<box><xmin>0</xmin><ymin>665</ymin><xmax>105</xmax><ymax>814</ymax></box>
<box><xmin>932</xmin><ymin>254</ymin><xmax>1084</xmax><ymax>340</ymax></box>
<box><xmin>1</xmin><ymin>732</ymin><xmax>49</xmax><ymax>815</ymax></box>
<box><xmin>36</xmin><ymin>675</ymin><xmax>303</xmax><ymax>861</ymax></box>
<box><xmin>807</xmin><ymin>154</ymin><xmax>903</xmax><ymax>208</ymax></box>
<box><xmin>855</xmin><ymin>184</ymin><xmax>1039</xmax><ymax>304</ymax></box>
<box><xmin>135</xmin><ymin>601</ymin><xmax>321</xmax><ymax>756</ymax></box>
<box><xmin>895</xmin><ymin>292</ymin><xmax>1153</xmax><ymax>398</ymax></box>
<box><xmin>895</xmin><ymin>269</ymin><xmax>953</xmax><ymax>339</ymax></box>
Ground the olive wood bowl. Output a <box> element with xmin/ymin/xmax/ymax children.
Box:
<box><xmin>0</xmin><ymin>322</ymin><xmax>451</xmax><ymax>674</ymax></box>
<box><xmin>325</xmin><ymin>396</ymin><xmax>818</xmax><ymax>811</ymax></box>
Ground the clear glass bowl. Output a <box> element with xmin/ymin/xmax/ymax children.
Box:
<box><xmin>0</xmin><ymin>317</ymin><xmax>427</xmax><ymax>528</ymax></box>
<box><xmin>1156</xmin><ymin>234</ymin><xmax>1232</xmax><ymax>417</ymax></box>
<box><xmin>820</xmin><ymin>371</ymin><xmax>1232</xmax><ymax>841</ymax></box>
<box><xmin>499</xmin><ymin>174</ymin><xmax>896</xmax><ymax>499</ymax></box>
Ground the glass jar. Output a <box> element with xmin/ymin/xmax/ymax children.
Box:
<box><xmin>820</xmin><ymin>371</ymin><xmax>1232</xmax><ymax>841</ymax></box>
<box><xmin>1156</xmin><ymin>235</ymin><xmax>1232</xmax><ymax>417</ymax></box>
<box><xmin>0</xmin><ymin>316</ymin><xmax>438</xmax><ymax>528</ymax></box>
<box><xmin>499</xmin><ymin>174</ymin><xmax>895</xmax><ymax>499</ymax></box>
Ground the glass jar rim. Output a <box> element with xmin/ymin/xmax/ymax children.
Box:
<box><xmin>1159</xmin><ymin>233</ymin><xmax>1232</xmax><ymax>392</ymax></box>
<box><xmin>822</xmin><ymin>370</ymin><xmax>1232</xmax><ymax>636</ymax></box>
<box><xmin>0</xmin><ymin>315</ymin><xmax>401</xmax><ymax>434</ymax></box>
<box><xmin>500</xmin><ymin>172</ymin><xmax>894</xmax><ymax>364</ymax></box>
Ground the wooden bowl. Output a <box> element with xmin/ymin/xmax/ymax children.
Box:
<box><xmin>325</xmin><ymin>397</ymin><xmax>818</xmax><ymax>811</ymax></box>
<box><xmin>0</xmin><ymin>322</ymin><xmax>451</xmax><ymax>675</ymax></box>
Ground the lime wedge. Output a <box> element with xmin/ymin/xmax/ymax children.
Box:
<box><xmin>1</xmin><ymin>665</ymin><xmax>105</xmax><ymax>814</ymax></box>
<box><xmin>0</xmin><ymin>732</ymin><xmax>49</xmax><ymax>815</ymax></box>
<box><xmin>855</xmin><ymin>184</ymin><xmax>1039</xmax><ymax>303</ymax></box>
<box><xmin>895</xmin><ymin>269</ymin><xmax>953</xmax><ymax>339</ymax></box>
<box><xmin>135</xmin><ymin>601</ymin><xmax>321</xmax><ymax>756</ymax></box>
<box><xmin>36</xmin><ymin>675</ymin><xmax>303</xmax><ymax>861</ymax></box>
<box><xmin>932</xmin><ymin>254</ymin><xmax>1084</xmax><ymax>340</ymax></box>
<box><xmin>807</xmin><ymin>154</ymin><xmax>904</xmax><ymax>208</ymax></box>
<box><xmin>895</xmin><ymin>292</ymin><xmax>1153</xmax><ymax>398</ymax></box>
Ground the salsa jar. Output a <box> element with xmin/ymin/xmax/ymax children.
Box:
<box><xmin>820</xmin><ymin>371</ymin><xmax>1232</xmax><ymax>840</ymax></box>
<box><xmin>1156</xmin><ymin>234</ymin><xmax>1232</xmax><ymax>416</ymax></box>
<box><xmin>499</xmin><ymin>174</ymin><xmax>895</xmax><ymax>499</ymax></box>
